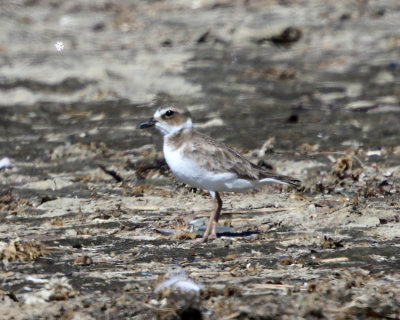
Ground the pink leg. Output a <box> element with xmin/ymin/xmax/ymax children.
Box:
<box><xmin>209</xmin><ymin>193</ymin><xmax>222</xmax><ymax>240</ymax></box>
<box><xmin>197</xmin><ymin>192</ymin><xmax>222</xmax><ymax>243</ymax></box>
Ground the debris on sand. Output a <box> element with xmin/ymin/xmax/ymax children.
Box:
<box><xmin>332</xmin><ymin>156</ymin><xmax>354</xmax><ymax>177</ymax></box>
<box><xmin>0</xmin><ymin>157</ymin><xmax>13</xmax><ymax>170</ymax></box>
<box><xmin>257</xmin><ymin>137</ymin><xmax>275</xmax><ymax>158</ymax></box>
<box><xmin>152</xmin><ymin>270</ymin><xmax>204</xmax><ymax>319</ymax></box>
<box><xmin>73</xmin><ymin>255</ymin><xmax>93</xmax><ymax>266</ymax></box>
<box><xmin>172</xmin><ymin>231</ymin><xmax>197</xmax><ymax>240</ymax></box>
<box><xmin>23</xmin><ymin>277</ymin><xmax>78</xmax><ymax>305</ymax></box>
<box><xmin>155</xmin><ymin>270</ymin><xmax>204</xmax><ymax>295</ymax></box>
<box><xmin>2</xmin><ymin>0</ymin><xmax>400</xmax><ymax>318</ymax></box>
<box><xmin>0</xmin><ymin>240</ymin><xmax>47</xmax><ymax>266</ymax></box>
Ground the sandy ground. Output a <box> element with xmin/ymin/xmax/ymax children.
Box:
<box><xmin>1</xmin><ymin>1</ymin><xmax>400</xmax><ymax>319</ymax></box>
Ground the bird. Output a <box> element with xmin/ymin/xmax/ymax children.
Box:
<box><xmin>137</xmin><ymin>105</ymin><xmax>300</xmax><ymax>242</ymax></box>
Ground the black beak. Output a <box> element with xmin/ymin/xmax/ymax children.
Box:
<box><xmin>137</xmin><ymin>117</ymin><xmax>157</xmax><ymax>129</ymax></box>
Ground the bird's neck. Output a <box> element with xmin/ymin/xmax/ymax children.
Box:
<box><xmin>164</xmin><ymin>127</ymin><xmax>193</xmax><ymax>150</ymax></box>
<box><xmin>163</xmin><ymin>118</ymin><xmax>193</xmax><ymax>137</ymax></box>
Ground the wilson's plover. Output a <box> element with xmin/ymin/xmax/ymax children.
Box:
<box><xmin>138</xmin><ymin>105</ymin><xmax>300</xmax><ymax>242</ymax></box>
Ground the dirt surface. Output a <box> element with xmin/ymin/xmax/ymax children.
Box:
<box><xmin>1</xmin><ymin>1</ymin><xmax>400</xmax><ymax>319</ymax></box>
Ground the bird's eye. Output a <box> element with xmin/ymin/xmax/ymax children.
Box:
<box><xmin>165</xmin><ymin>110</ymin><xmax>175</xmax><ymax>117</ymax></box>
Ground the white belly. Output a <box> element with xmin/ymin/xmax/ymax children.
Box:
<box><xmin>163</xmin><ymin>143</ymin><xmax>256</xmax><ymax>192</ymax></box>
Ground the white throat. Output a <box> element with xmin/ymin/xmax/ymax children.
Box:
<box><xmin>156</xmin><ymin>118</ymin><xmax>193</xmax><ymax>136</ymax></box>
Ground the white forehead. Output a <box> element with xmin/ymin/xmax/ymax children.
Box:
<box><xmin>153</xmin><ymin>108</ymin><xmax>165</xmax><ymax>118</ymax></box>
<box><xmin>154</xmin><ymin>108</ymin><xmax>171</xmax><ymax>118</ymax></box>
<box><xmin>153</xmin><ymin>106</ymin><xmax>191</xmax><ymax>118</ymax></box>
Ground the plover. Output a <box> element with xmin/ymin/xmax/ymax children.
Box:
<box><xmin>138</xmin><ymin>105</ymin><xmax>300</xmax><ymax>242</ymax></box>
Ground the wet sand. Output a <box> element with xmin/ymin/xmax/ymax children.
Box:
<box><xmin>1</xmin><ymin>1</ymin><xmax>400</xmax><ymax>319</ymax></box>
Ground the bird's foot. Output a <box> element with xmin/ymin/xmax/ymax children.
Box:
<box><xmin>207</xmin><ymin>233</ymin><xmax>217</xmax><ymax>241</ymax></box>
<box><xmin>195</xmin><ymin>237</ymin><xmax>207</xmax><ymax>244</ymax></box>
<box><xmin>195</xmin><ymin>233</ymin><xmax>217</xmax><ymax>244</ymax></box>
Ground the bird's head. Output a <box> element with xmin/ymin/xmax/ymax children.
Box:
<box><xmin>137</xmin><ymin>105</ymin><xmax>193</xmax><ymax>136</ymax></box>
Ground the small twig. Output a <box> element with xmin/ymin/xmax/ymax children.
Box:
<box><xmin>308</xmin><ymin>151</ymin><xmax>365</xmax><ymax>168</ymax></box>
<box><xmin>99</xmin><ymin>165</ymin><xmax>123</xmax><ymax>182</ymax></box>
<box><xmin>327</xmin><ymin>203</ymin><xmax>352</xmax><ymax>216</ymax></box>
<box><xmin>195</xmin><ymin>206</ymin><xmax>301</xmax><ymax>217</ymax></box>
<box><xmin>220</xmin><ymin>312</ymin><xmax>242</xmax><ymax>320</ymax></box>
<box><xmin>248</xmin><ymin>283</ymin><xmax>296</xmax><ymax>289</ymax></box>
<box><xmin>136</xmin><ymin>300</ymin><xmax>173</xmax><ymax>312</ymax></box>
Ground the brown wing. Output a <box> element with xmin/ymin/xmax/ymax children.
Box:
<box><xmin>183</xmin><ymin>130</ymin><xmax>300</xmax><ymax>186</ymax></box>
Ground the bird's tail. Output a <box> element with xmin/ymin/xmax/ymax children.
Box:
<box><xmin>259</xmin><ymin>173</ymin><xmax>301</xmax><ymax>187</ymax></box>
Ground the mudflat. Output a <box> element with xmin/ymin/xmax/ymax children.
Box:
<box><xmin>1</xmin><ymin>1</ymin><xmax>399</xmax><ymax>319</ymax></box>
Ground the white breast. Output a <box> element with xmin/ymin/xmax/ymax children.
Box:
<box><xmin>163</xmin><ymin>143</ymin><xmax>257</xmax><ymax>193</ymax></box>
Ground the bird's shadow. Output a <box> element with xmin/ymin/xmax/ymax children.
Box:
<box><xmin>218</xmin><ymin>230</ymin><xmax>260</xmax><ymax>238</ymax></box>
<box><xmin>195</xmin><ymin>230</ymin><xmax>259</xmax><ymax>239</ymax></box>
